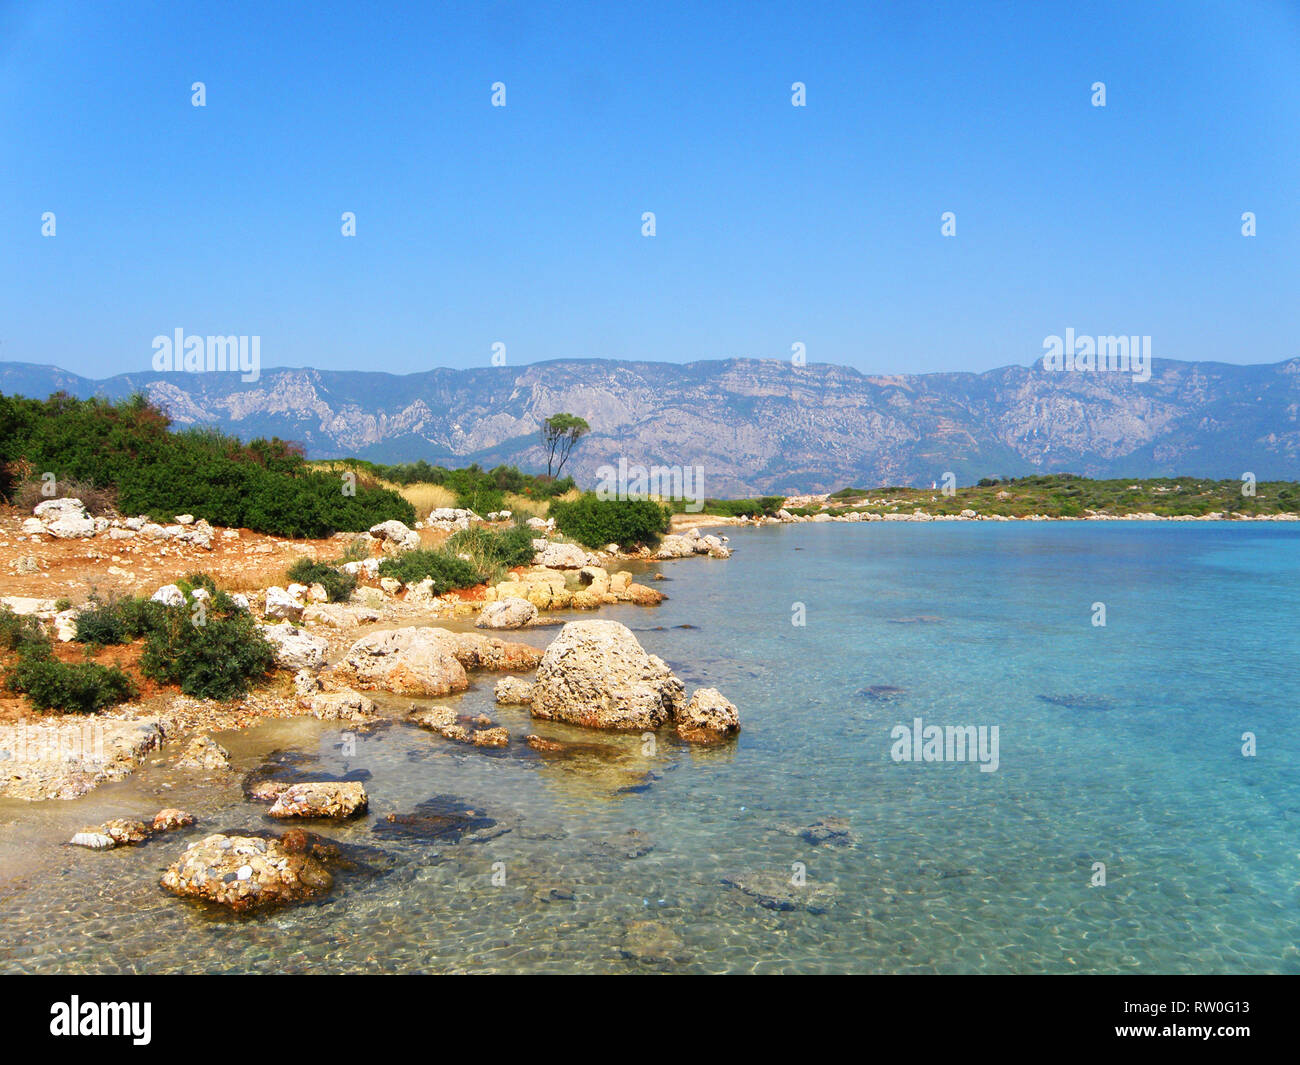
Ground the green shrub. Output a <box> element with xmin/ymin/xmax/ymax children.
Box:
<box><xmin>140</xmin><ymin>602</ymin><xmax>275</xmax><ymax>700</ymax></box>
<box><xmin>73</xmin><ymin>594</ymin><xmax>164</xmax><ymax>646</ymax></box>
<box><xmin>446</xmin><ymin>524</ymin><xmax>536</xmax><ymax>571</ymax></box>
<box><xmin>0</xmin><ymin>392</ymin><xmax>414</xmax><ymax>538</ymax></box>
<box><xmin>674</xmin><ymin>496</ymin><xmax>785</xmax><ymax>518</ymax></box>
<box><xmin>550</xmin><ymin>494</ymin><xmax>671</xmax><ymax>549</ymax></box>
<box><xmin>0</xmin><ymin>607</ymin><xmax>47</xmax><ymax>653</ymax></box>
<box><xmin>5</xmin><ymin>645</ymin><xmax>138</xmax><ymax>713</ymax></box>
<box><xmin>286</xmin><ymin>558</ymin><xmax>357</xmax><ymax>603</ymax></box>
<box><xmin>377</xmin><ymin>549</ymin><xmax>484</xmax><ymax>592</ymax></box>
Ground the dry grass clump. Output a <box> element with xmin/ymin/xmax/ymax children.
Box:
<box><xmin>13</xmin><ymin>478</ymin><xmax>118</xmax><ymax>516</ymax></box>
<box><xmin>397</xmin><ymin>482</ymin><xmax>458</xmax><ymax>515</ymax></box>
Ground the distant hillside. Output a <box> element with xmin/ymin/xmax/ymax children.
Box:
<box><xmin>3</xmin><ymin>356</ymin><xmax>1299</xmax><ymax>495</ymax></box>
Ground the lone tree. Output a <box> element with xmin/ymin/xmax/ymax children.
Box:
<box><xmin>541</xmin><ymin>413</ymin><xmax>590</xmax><ymax>478</ymax></box>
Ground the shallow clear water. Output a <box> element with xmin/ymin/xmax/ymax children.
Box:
<box><xmin>1</xmin><ymin>521</ymin><xmax>1298</xmax><ymax>973</ymax></box>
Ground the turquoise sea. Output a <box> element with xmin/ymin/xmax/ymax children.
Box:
<box><xmin>1</xmin><ymin>521</ymin><xmax>1297</xmax><ymax>973</ymax></box>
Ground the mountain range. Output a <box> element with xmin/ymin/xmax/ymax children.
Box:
<box><xmin>3</xmin><ymin>357</ymin><xmax>1298</xmax><ymax>495</ymax></box>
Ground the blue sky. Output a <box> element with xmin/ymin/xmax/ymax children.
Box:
<box><xmin>1</xmin><ymin>0</ymin><xmax>1298</xmax><ymax>379</ymax></box>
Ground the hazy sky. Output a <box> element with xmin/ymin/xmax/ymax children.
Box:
<box><xmin>2</xmin><ymin>0</ymin><xmax>1298</xmax><ymax>380</ymax></box>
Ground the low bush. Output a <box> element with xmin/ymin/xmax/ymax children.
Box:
<box><xmin>0</xmin><ymin>607</ymin><xmax>47</xmax><ymax>653</ymax></box>
<box><xmin>5</xmin><ymin>645</ymin><xmax>138</xmax><ymax>713</ymax></box>
<box><xmin>376</xmin><ymin>548</ymin><xmax>485</xmax><ymax>592</ymax></box>
<box><xmin>140</xmin><ymin>599</ymin><xmax>275</xmax><ymax>701</ymax></box>
<box><xmin>286</xmin><ymin>558</ymin><xmax>357</xmax><ymax>603</ymax></box>
<box><xmin>0</xmin><ymin>392</ymin><xmax>415</xmax><ymax>538</ymax></box>
<box><xmin>550</xmin><ymin>494</ymin><xmax>671</xmax><ymax>550</ymax></box>
<box><xmin>73</xmin><ymin>594</ymin><xmax>162</xmax><ymax>646</ymax></box>
<box><xmin>446</xmin><ymin>524</ymin><xmax>536</xmax><ymax>571</ymax></box>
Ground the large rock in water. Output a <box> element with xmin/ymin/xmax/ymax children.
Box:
<box><xmin>336</xmin><ymin>627</ymin><xmax>541</xmax><ymax>696</ymax></box>
<box><xmin>475</xmin><ymin>597</ymin><xmax>538</xmax><ymax>630</ymax></box>
<box><xmin>676</xmin><ymin>687</ymin><xmax>740</xmax><ymax>742</ymax></box>
<box><xmin>530</xmin><ymin>620</ymin><xmax>685</xmax><ymax>730</ymax></box>
<box><xmin>268</xmin><ymin>781</ymin><xmax>368</xmax><ymax>819</ymax></box>
<box><xmin>159</xmin><ymin>833</ymin><xmax>333</xmax><ymax>911</ymax></box>
<box><xmin>337</xmin><ymin>627</ymin><xmax>469</xmax><ymax>696</ymax></box>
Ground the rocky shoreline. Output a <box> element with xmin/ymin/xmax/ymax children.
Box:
<box><xmin>0</xmin><ymin>490</ymin><xmax>1284</xmax><ymax>912</ymax></box>
<box><xmin>0</xmin><ymin>498</ymin><xmax>743</xmax><ymax>901</ymax></box>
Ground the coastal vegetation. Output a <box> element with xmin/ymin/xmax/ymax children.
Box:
<box><xmin>551</xmin><ymin>494</ymin><xmax>672</xmax><ymax>549</ymax></box>
<box><xmin>316</xmin><ymin>458</ymin><xmax>577</xmax><ymax>517</ymax></box>
<box><xmin>813</xmin><ymin>475</ymin><xmax>1300</xmax><ymax>519</ymax></box>
<box><xmin>285</xmin><ymin>558</ymin><xmax>358</xmax><ymax>603</ymax></box>
<box><xmin>2</xmin><ymin>604</ymin><xmax>138</xmax><ymax>713</ymax></box>
<box><xmin>376</xmin><ymin>548</ymin><xmax>486</xmax><ymax>591</ymax></box>
<box><xmin>0</xmin><ymin>392</ymin><xmax>414</xmax><ymax>538</ymax></box>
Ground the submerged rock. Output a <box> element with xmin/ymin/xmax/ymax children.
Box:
<box><xmin>152</xmin><ymin>808</ymin><xmax>196</xmax><ymax>831</ymax></box>
<box><xmin>494</xmin><ymin>676</ymin><xmax>535</xmax><ymax>705</ymax></box>
<box><xmin>530</xmin><ymin>620</ymin><xmax>685</xmax><ymax>730</ymax></box>
<box><xmin>621</xmin><ymin>920</ymin><xmax>687</xmax><ymax>964</ymax></box>
<box><xmin>780</xmin><ymin>817</ymin><xmax>856</xmax><ymax>847</ymax></box>
<box><xmin>721</xmin><ymin>871</ymin><xmax>837</xmax><ymax>914</ymax></box>
<box><xmin>1038</xmin><ymin>693</ymin><xmax>1115</xmax><ymax>711</ymax></box>
<box><xmin>175</xmin><ymin>735</ymin><xmax>231</xmax><ymax>771</ymax></box>
<box><xmin>160</xmin><ymin>833</ymin><xmax>334</xmax><ymax>911</ymax></box>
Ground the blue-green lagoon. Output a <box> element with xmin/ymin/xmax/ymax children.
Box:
<box><xmin>1</xmin><ymin>521</ymin><xmax>1297</xmax><ymax>973</ymax></box>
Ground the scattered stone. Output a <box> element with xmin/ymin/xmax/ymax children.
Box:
<box><xmin>475</xmin><ymin>597</ymin><xmax>538</xmax><ymax>630</ymax></box>
<box><xmin>260</xmin><ymin>621</ymin><xmax>329</xmax><ymax>671</ymax></box>
<box><xmin>471</xmin><ymin>727</ymin><xmax>509</xmax><ymax>748</ymax></box>
<box><xmin>309</xmin><ymin>690</ymin><xmax>379</xmax><ymax>722</ymax></box>
<box><xmin>69</xmin><ymin>831</ymin><xmax>116</xmax><ymax>850</ymax></box>
<box><xmin>675</xmin><ymin>687</ymin><xmax>740</xmax><ymax>742</ymax></box>
<box><xmin>153</xmin><ymin>808</ymin><xmax>196</xmax><ymax>831</ymax></box>
<box><xmin>150</xmin><ymin>584</ymin><xmax>186</xmax><ymax>607</ymax></box>
<box><xmin>494</xmin><ymin>676</ymin><xmax>535</xmax><ymax>705</ymax></box>
<box><xmin>175</xmin><ymin>735</ymin><xmax>231</xmax><ymax>771</ymax></box>
<box><xmin>264</xmin><ymin>585</ymin><xmax>305</xmax><ymax>621</ymax></box>
<box><xmin>268</xmin><ymin>781</ymin><xmax>369</xmax><ymax>819</ymax></box>
<box><xmin>369</xmin><ymin>520</ymin><xmax>420</xmax><ymax>551</ymax></box>
<box><xmin>160</xmin><ymin>833</ymin><xmax>334</xmax><ymax>911</ymax></box>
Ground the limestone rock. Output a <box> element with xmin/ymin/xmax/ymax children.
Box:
<box><xmin>268</xmin><ymin>781</ymin><xmax>368</xmax><ymax>819</ymax></box>
<box><xmin>160</xmin><ymin>833</ymin><xmax>334</xmax><ymax>911</ymax></box>
<box><xmin>530</xmin><ymin>620</ymin><xmax>685</xmax><ymax>730</ymax></box>
<box><xmin>336</xmin><ymin>627</ymin><xmax>469</xmax><ymax>696</ymax></box>
<box><xmin>153</xmin><ymin>808</ymin><xmax>196</xmax><ymax>831</ymax></box>
<box><xmin>495</xmin><ymin>676</ymin><xmax>535</xmax><ymax>705</ymax></box>
<box><xmin>475</xmin><ymin>597</ymin><xmax>537</xmax><ymax>630</ymax></box>
<box><xmin>260</xmin><ymin>622</ymin><xmax>328</xmax><ymax>671</ymax></box>
<box><xmin>264</xmin><ymin>585</ymin><xmax>305</xmax><ymax>621</ymax></box>
<box><xmin>175</xmin><ymin>735</ymin><xmax>231</xmax><ymax>771</ymax></box>
<box><xmin>309</xmin><ymin>690</ymin><xmax>379</xmax><ymax>722</ymax></box>
<box><xmin>675</xmin><ymin>687</ymin><xmax>740</xmax><ymax>742</ymax></box>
